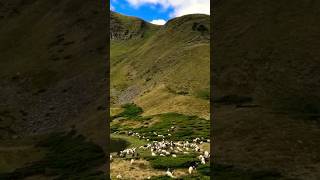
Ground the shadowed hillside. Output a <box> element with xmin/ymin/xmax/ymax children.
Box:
<box><xmin>0</xmin><ymin>0</ymin><xmax>107</xmax><ymax>178</ymax></box>
<box><xmin>214</xmin><ymin>0</ymin><xmax>320</xmax><ymax>179</ymax></box>
<box><xmin>213</xmin><ymin>0</ymin><xmax>320</xmax><ymax>115</ymax></box>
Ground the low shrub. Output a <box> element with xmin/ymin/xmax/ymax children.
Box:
<box><xmin>145</xmin><ymin>154</ymin><xmax>200</xmax><ymax>169</ymax></box>
<box><xmin>112</xmin><ymin>103</ymin><xmax>143</xmax><ymax>120</ymax></box>
<box><xmin>196</xmin><ymin>89</ymin><xmax>210</xmax><ymax>100</ymax></box>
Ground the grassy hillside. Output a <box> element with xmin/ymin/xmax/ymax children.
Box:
<box><xmin>111</xmin><ymin>12</ymin><xmax>210</xmax><ymax>119</ymax></box>
<box><xmin>214</xmin><ymin>0</ymin><xmax>320</xmax><ymax>179</ymax></box>
<box><xmin>110</xmin><ymin>12</ymin><xmax>210</xmax><ymax>179</ymax></box>
<box><xmin>0</xmin><ymin>0</ymin><xmax>107</xmax><ymax>178</ymax></box>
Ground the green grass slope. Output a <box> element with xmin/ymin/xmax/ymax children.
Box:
<box><xmin>111</xmin><ymin>12</ymin><xmax>210</xmax><ymax>118</ymax></box>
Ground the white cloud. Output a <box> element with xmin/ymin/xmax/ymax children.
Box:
<box><xmin>150</xmin><ymin>19</ymin><xmax>167</xmax><ymax>25</ymax></box>
<box><xmin>110</xmin><ymin>5</ymin><xmax>115</xmax><ymax>11</ymax></box>
<box><xmin>125</xmin><ymin>0</ymin><xmax>210</xmax><ymax>17</ymax></box>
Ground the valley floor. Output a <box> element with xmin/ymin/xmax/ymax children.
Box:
<box><xmin>110</xmin><ymin>104</ymin><xmax>211</xmax><ymax>179</ymax></box>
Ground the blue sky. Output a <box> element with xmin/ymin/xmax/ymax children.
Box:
<box><xmin>110</xmin><ymin>0</ymin><xmax>210</xmax><ymax>25</ymax></box>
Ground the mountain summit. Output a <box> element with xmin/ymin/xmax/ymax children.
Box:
<box><xmin>110</xmin><ymin>11</ymin><xmax>157</xmax><ymax>40</ymax></box>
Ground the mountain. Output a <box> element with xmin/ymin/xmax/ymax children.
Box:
<box><xmin>110</xmin><ymin>12</ymin><xmax>211</xmax><ymax>179</ymax></box>
<box><xmin>0</xmin><ymin>0</ymin><xmax>107</xmax><ymax>178</ymax></box>
<box><xmin>110</xmin><ymin>11</ymin><xmax>210</xmax><ymax>119</ymax></box>
<box><xmin>213</xmin><ymin>0</ymin><xmax>320</xmax><ymax>179</ymax></box>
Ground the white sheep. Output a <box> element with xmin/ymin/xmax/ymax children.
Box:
<box><xmin>166</xmin><ymin>168</ymin><xmax>175</xmax><ymax>178</ymax></box>
<box><xmin>116</xmin><ymin>174</ymin><xmax>122</xmax><ymax>179</ymax></box>
<box><xmin>204</xmin><ymin>151</ymin><xmax>210</xmax><ymax>158</ymax></box>
<box><xmin>201</xmin><ymin>157</ymin><xmax>206</xmax><ymax>164</ymax></box>
<box><xmin>188</xmin><ymin>166</ymin><xmax>195</xmax><ymax>174</ymax></box>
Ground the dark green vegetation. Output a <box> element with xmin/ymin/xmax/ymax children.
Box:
<box><xmin>135</xmin><ymin>113</ymin><xmax>209</xmax><ymax>141</ymax></box>
<box><xmin>214</xmin><ymin>0</ymin><xmax>320</xmax><ymax>179</ymax></box>
<box><xmin>148</xmin><ymin>163</ymin><xmax>282</xmax><ymax>180</ymax></box>
<box><xmin>0</xmin><ymin>0</ymin><xmax>107</xmax><ymax>177</ymax></box>
<box><xmin>112</xmin><ymin>103</ymin><xmax>143</xmax><ymax>119</ymax></box>
<box><xmin>0</xmin><ymin>131</ymin><xmax>106</xmax><ymax>179</ymax></box>
<box><xmin>145</xmin><ymin>154</ymin><xmax>200</xmax><ymax>169</ymax></box>
<box><xmin>145</xmin><ymin>157</ymin><xmax>210</xmax><ymax>179</ymax></box>
<box><xmin>197</xmin><ymin>164</ymin><xmax>210</xmax><ymax>176</ymax></box>
<box><xmin>112</xmin><ymin>105</ymin><xmax>210</xmax><ymax>141</ymax></box>
<box><xmin>195</xmin><ymin>89</ymin><xmax>210</xmax><ymax>100</ymax></box>
<box><xmin>149</xmin><ymin>175</ymin><xmax>210</xmax><ymax>180</ymax></box>
<box><xmin>110</xmin><ymin>138</ymin><xmax>130</xmax><ymax>152</ymax></box>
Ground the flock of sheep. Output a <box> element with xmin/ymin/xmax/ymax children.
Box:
<box><xmin>111</xmin><ymin>127</ymin><xmax>210</xmax><ymax>179</ymax></box>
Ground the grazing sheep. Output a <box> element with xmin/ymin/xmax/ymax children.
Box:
<box><xmin>198</xmin><ymin>155</ymin><xmax>204</xmax><ymax>160</ymax></box>
<box><xmin>172</xmin><ymin>154</ymin><xmax>177</xmax><ymax>157</ymax></box>
<box><xmin>166</xmin><ymin>168</ymin><xmax>175</xmax><ymax>178</ymax></box>
<box><xmin>195</xmin><ymin>147</ymin><xmax>200</xmax><ymax>152</ymax></box>
<box><xmin>116</xmin><ymin>174</ymin><xmax>122</xmax><ymax>179</ymax></box>
<box><xmin>204</xmin><ymin>151</ymin><xmax>210</xmax><ymax>158</ymax></box>
<box><xmin>188</xmin><ymin>166</ymin><xmax>195</xmax><ymax>174</ymax></box>
<box><xmin>201</xmin><ymin>157</ymin><xmax>206</xmax><ymax>164</ymax></box>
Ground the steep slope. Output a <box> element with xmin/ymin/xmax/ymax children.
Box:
<box><xmin>0</xmin><ymin>0</ymin><xmax>107</xmax><ymax>177</ymax></box>
<box><xmin>213</xmin><ymin>0</ymin><xmax>320</xmax><ymax>114</ymax></box>
<box><xmin>214</xmin><ymin>0</ymin><xmax>320</xmax><ymax>179</ymax></box>
<box><xmin>111</xmin><ymin>12</ymin><xmax>210</xmax><ymax>119</ymax></box>
<box><xmin>0</xmin><ymin>0</ymin><xmax>106</xmax><ymax>141</ymax></box>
